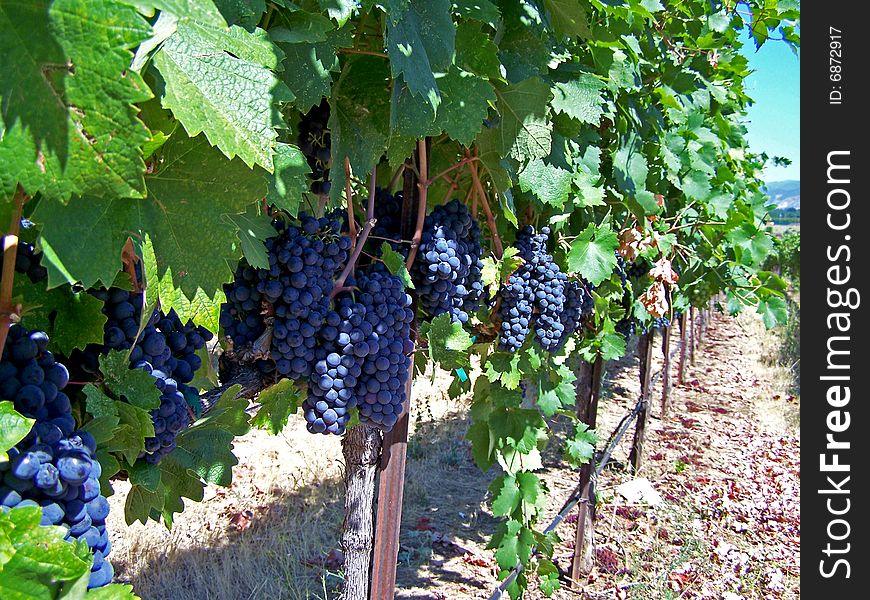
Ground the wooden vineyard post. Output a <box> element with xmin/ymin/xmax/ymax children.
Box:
<box><xmin>571</xmin><ymin>357</ymin><xmax>604</xmax><ymax>581</ymax></box>
<box><xmin>628</xmin><ymin>329</ymin><xmax>655</xmax><ymax>473</ymax></box>
<box><xmin>370</xmin><ymin>377</ymin><xmax>412</xmax><ymax>599</ymax></box>
<box><xmin>677</xmin><ymin>313</ymin><xmax>688</xmax><ymax>385</ymax></box>
<box><xmin>370</xmin><ymin>146</ymin><xmax>424</xmax><ymax>600</ymax></box>
<box><xmin>689</xmin><ymin>306</ymin><xmax>696</xmax><ymax>366</ymax></box>
<box><xmin>341</xmin><ymin>426</ymin><xmax>383</xmax><ymax>600</ymax></box>
<box><xmin>659</xmin><ymin>324</ymin><xmax>672</xmax><ymax>417</ymax></box>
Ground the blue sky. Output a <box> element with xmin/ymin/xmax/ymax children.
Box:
<box><xmin>738</xmin><ymin>30</ymin><xmax>800</xmax><ymax>182</ymax></box>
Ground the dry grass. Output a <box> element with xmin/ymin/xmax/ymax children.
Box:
<box><xmin>107</xmin><ymin>420</ymin><xmax>347</xmax><ymax>600</ymax></box>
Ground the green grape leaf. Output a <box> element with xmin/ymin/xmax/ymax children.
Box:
<box><xmin>140</xmin><ymin>133</ymin><xmax>267</xmax><ymax>300</ymax></box>
<box><xmin>516</xmin><ymin>471</ymin><xmax>545</xmax><ymax>521</ymax></box>
<box><xmin>680</xmin><ymin>169</ymin><xmax>711</xmax><ymax>201</ymax></box>
<box><xmin>436</xmin><ymin>68</ymin><xmax>497</xmax><ymax>146</ymax></box>
<box><xmin>578</xmin><ymin>319</ymin><xmax>626</xmax><ymax>361</ymax></box>
<box><xmin>726</xmin><ymin>223</ymin><xmax>774</xmax><ymax>266</ymax></box>
<box><xmin>490</xmin><ymin>475</ymin><xmax>521</xmax><ymax>517</ymax></box>
<box><xmin>99</xmin><ymin>351</ymin><xmax>162</xmax><ymax>411</ymax></box>
<box><xmin>493</xmin><ymin>78</ymin><xmax>553</xmax><ymax>161</ymax></box>
<box><xmin>0</xmin><ymin>402</ymin><xmax>33</xmax><ymax>461</ymax></box>
<box><xmin>626</xmin><ymin>190</ymin><xmax>662</xmax><ymax>219</ymax></box>
<box><xmin>385</xmin><ymin>0</ymin><xmax>455</xmax><ymax>111</ymax></box>
<box><xmin>480</xmin><ymin>247</ymin><xmax>522</xmax><ymax>297</ymax></box>
<box><xmin>454</xmin><ymin>22</ymin><xmax>501</xmax><ymax>80</ymax></box>
<box><xmin>536</xmin><ymin>377</ymin><xmax>573</xmax><ymax>417</ymax></box>
<box><xmin>0</xmin><ymin>0</ymin><xmax>152</xmax><ymax>201</ymax></box>
<box><xmin>319</xmin><ymin>0</ymin><xmax>356</xmax><ymax>25</ymax></box>
<box><xmin>214</xmin><ymin>0</ymin><xmax>267</xmax><ymax>28</ymax></box>
<box><xmin>153</xmin><ymin>19</ymin><xmax>292</xmax><ymax>170</ymax></box>
<box><xmin>328</xmin><ymin>56</ymin><xmax>392</xmax><ymax>201</ymax></box>
<box><xmin>251</xmin><ymin>379</ymin><xmax>303</xmax><ymax>435</ymax></box>
<box><xmin>30</xmin><ymin>195</ymin><xmax>131</xmax><ymax>290</ymax></box>
<box><xmin>537</xmin><ymin>558</ymin><xmax>561</xmax><ymax>596</ymax></box>
<box><xmin>78</xmin><ymin>584</ymin><xmax>139</xmax><ymax>599</ymax></box>
<box><xmin>81</xmin><ymin>384</ymin><xmax>121</xmax><ymax>444</ymax></box>
<box><xmin>380</xmin><ymin>243</ymin><xmax>414</xmax><ymax>289</ymax></box>
<box><xmin>224</xmin><ymin>205</ymin><xmax>276</xmax><ymax>270</ymax></box>
<box><xmin>565</xmin><ymin>421</ymin><xmax>597</xmax><ymax>467</ymax></box>
<box><xmin>466</xmin><ymin>419</ymin><xmax>496</xmax><ymax>471</ymax></box>
<box><xmin>420</xmin><ymin>313</ymin><xmax>473</xmax><ymax>370</ymax></box>
<box><xmin>756</xmin><ymin>295</ymin><xmax>788</xmax><ymax>329</ymax></box>
<box><xmin>110</xmin><ymin>403</ymin><xmax>156</xmax><ymax>464</ymax></box>
<box><xmin>11</xmin><ymin>278</ymin><xmax>107</xmax><ymax>354</ymax></box>
<box><xmin>542</xmin><ymin>0</ymin><xmax>591</xmax><ymax>39</ymax></box>
<box><xmin>127</xmin><ymin>461</ymin><xmax>162</xmax><ymax>493</ymax></box>
<box><xmin>475</xmin><ymin>127</ymin><xmax>516</xmax><ymax>194</ymax></box>
<box><xmin>126</xmin><ymin>385</ymin><xmax>249</xmax><ymax>526</ymax></box>
<box><xmin>567</xmin><ymin>223</ymin><xmax>619</xmax><ymax>285</ymax></box>
<box><xmin>452</xmin><ymin>0</ymin><xmax>500</xmax><ymax>28</ymax></box>
<box><xmin>273</xmin><ymin>23</ymin><xmax>348</xmax><ymax>111</ymax></box>
<box><xmin>270</xmin><ymin>13</ymin><xmax>334</xmax><ymax>44</ymax></box>
<box><xmin>389</xmin><ymin>80</ymin><xmax>440</xmax><ymax>140</ymax></box>
<box><xmin>492</xmin><ymin>520</ymin><xmax>534</xmax><ymax>570</ymax></box>
<box><xmin>124</xmin><ymin>483</ymin><xmax>164</xmax><ymax>525</ymax></box>
<box><xmin>266</xmin><ymin>143</ymin><xmax>311</xmax><ymax>215</ymax></box>
<box><xmin>485</xmin><ymin>352</ymin><xmax>522</xmax><ymax>390</ymax></box>
<box><xmin>613</xmin><ymin>133</ymin><xmax>648</xmax><ymax>195</ymax></box>
<box><xmin>170</xmin><ymin>385</ymin><xmax>250</xmax><ymax>486</ymax></box>
<box><xmin>550</xmin><ymin>75</ymin><xmax>606</xmax><ymax>125</ymax></box>
<box><xmin>517</xmin><ymin>159</ymin><xmax>572</xmax><ymax>209</ymax></box>
<box><xmin>128</xmin><ymin>1</ymin><xmax>228</xmax><ymax>26</ymax></box>
<box><xmin>0</xmin><ymin>506</ymin><xmax>92</xmax><ymax>590</ymax></box>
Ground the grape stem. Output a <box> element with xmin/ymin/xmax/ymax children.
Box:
<box><xmin>469</xmin><ymin>154</ymin><xmax>504</xmax><ymax>259</ymax></box>
<box><xmin>331</xmin><ymin>164</ymin><xmax>378</xmax><ymax>298</ymax></box>
<box><xmin>0</xmin><ymin>186</ymin><xmax>27</xmax><ymax>356</ymax></box>
<box><xmin>405</xmin><ymin>139</ymin><xmax>429</xmax><ymax>270</ymax></box>
<box><xmin>423</xmin><ymin>156</ymin><xmax>479</xmax><ymax>187</ymax></box>
<box><xmin>388</xmin><ymin>164</ymin><xmax>405</xmax><ymax>192</ymax></box>
<box><xmin>344</xmin><ymin>158</ymin><xmax>358</xmax><ymax>250</ymax></box>
<box><xmin>121</xmin><ymin>238</ymin><xmax>141</xmax><ymax>293</ymax></box>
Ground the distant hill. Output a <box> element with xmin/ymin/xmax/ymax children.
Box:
<box><xmin>765</xmin><ymin>180</ymin><xmax>800</xmax><ymax>209</ymax></box>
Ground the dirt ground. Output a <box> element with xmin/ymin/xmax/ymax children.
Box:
<box><xmin>106</xmin><ymin>311</ymin><xmax>800</xmax><ymax>600</ymax></box>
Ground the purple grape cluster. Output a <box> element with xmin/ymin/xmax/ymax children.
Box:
<box><xmin>498</xmin><ymin>227</ymin><xmax>592</xmax><ymax>352</ymax></box>
<box><xmin>301</xmin><ymin>269</ymin><xmax>414</xmax><ymax>434</ymax></box>
<box><xmin>410</xmin><ymin>200</ymin><xmax>484</xmax><ymax>324</ymax></box>
<box><xmin>1</xmin><ymin>325</ymin><xmax>114</xmax><ymax>588</ymax></box>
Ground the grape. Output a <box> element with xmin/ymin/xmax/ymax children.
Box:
<box><xmin>371</xmin><ymin>187</ymin><xmax>405</xmax><ymax>250</ymax></box>
<box><xmin>0</xmin><ymin>239</ymin><xmax>48</xmax><ymax>284</ymax></box>
<box><xmin>410</xmin><ymin>200</ymin><xmax>484</xmax><ymax>324</ymax></box>
<box><xmin>298</xmin><ymin>99</ymin><xmax>332</xmax><ymax>195</ymax></box>
<box><xmin>0</xmin><ymin>325</ymin><xmax>114</xmax><ymax>588</ymax></box>
<box><xmin>615</xmin><ymin>318</ymin><xmax>636</xmax><ymax>339</ymax></box>
<box><xmin>652</xmin><ymin>316</ymin><xmax>671</xmax><ymax>330</ymax></box>
<box><xmin>66</xmin><ymin>287</ymin><xmax>211</xmax><ymax>464</ymax></box>
<box><xmin>615</xmin><ymin>252</ymin><xmax>628</xmax><ymax>289</ymax></box>
<box><xmin>89</xmin><ymin>560</ymin><xmax>114</xmax><ymax>588</ymax></box>
<box><xmin>87</xmin><ymin>496</ymin><xmax>111</xmax><ymax>522</ymax></box>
